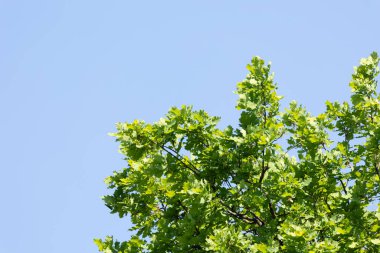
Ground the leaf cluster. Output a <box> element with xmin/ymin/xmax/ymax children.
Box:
<box><xmin>95</xmin><ymin>53</ymin><xmax>380</xmax><ymax>252</ymax></box>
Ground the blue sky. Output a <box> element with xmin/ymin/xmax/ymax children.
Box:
<box><xmin>1</xmin><ymin>1</ymin><xmax>380</xmax><ymax>252</ymax></box>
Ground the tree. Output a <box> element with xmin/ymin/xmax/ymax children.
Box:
<box><xmin>95</xmin><ymin>53</ymin><xmax>380</xmax><ymax>252</ymax></box>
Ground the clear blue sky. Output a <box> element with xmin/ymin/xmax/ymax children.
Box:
<box><xmin>1</xmin><ymin>1</ymin><xmax>380</xmax><ymax>252</ymax></box>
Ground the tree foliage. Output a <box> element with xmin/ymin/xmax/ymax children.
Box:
<box><xmin>95</xmin><ymin>53</ymin><xmax>380</xmax><ymax>252</ymax></box>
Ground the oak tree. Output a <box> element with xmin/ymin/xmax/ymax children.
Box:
<box><xmin>95</xmin><ymin>53</ymin><xmax>380</xmax><ymax>252</ymax></box>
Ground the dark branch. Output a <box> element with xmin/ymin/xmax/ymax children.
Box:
<box><xmin>339</xmin><ymin>178</ymin><xmax>348</xmax><ymax>195</ymax></box>
<box><xmin>220</xmin><ymin>201</ymin><xmax>265</xmax><ymax>227</ymax></box>
<box><xmin>259</xmin><ymin>164</ymin><xmax>269</xmax><ymax>185</ymax></box>
<box><xmin>161</xmin><ymin>145</ymin><xmax>201</xmax><ymax>176</ymax></box>
<box><xmin>268</xmin><ymin>201</ymin><xmax>276</xmax><ymax>219</ymax></box>
<box><xmin>324</xmin><ymin>197</ymin><xmax>332</xmax><ymax>213</ymax></box>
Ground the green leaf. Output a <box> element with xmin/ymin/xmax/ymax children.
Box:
<box><xmin>166</xmin><ymin>190</ymin><xmax>175</xmax><ymax>198</ymax></box>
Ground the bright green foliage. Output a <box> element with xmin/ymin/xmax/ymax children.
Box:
<box><xmin>95</xmin><ymin>53</ymin><xmax>380</xmax><ymax>252</ymax></box>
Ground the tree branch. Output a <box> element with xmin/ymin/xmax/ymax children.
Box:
<box><xmin>161</xmin><ymin>145</ymin><xmax>201</xmax><ymax>176</ymax></box>
<box><xmin>220</xmin><ymin>201</ymin><xmax>265</xmax><ymax>227</ymax></box>
<box><xmin>259</xmin><ymin>164</ymin><xmax>269</xmax><ymax>185</ymax></box>
<box><xmin>339</xmin><ymin>178</ymin><xmax>348</xmax><ymax>195</ymax></box>
<box><xmin>268</xmin><ymin>201</ymin><xmax>276</xmax><ymax>219</ymax></box>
